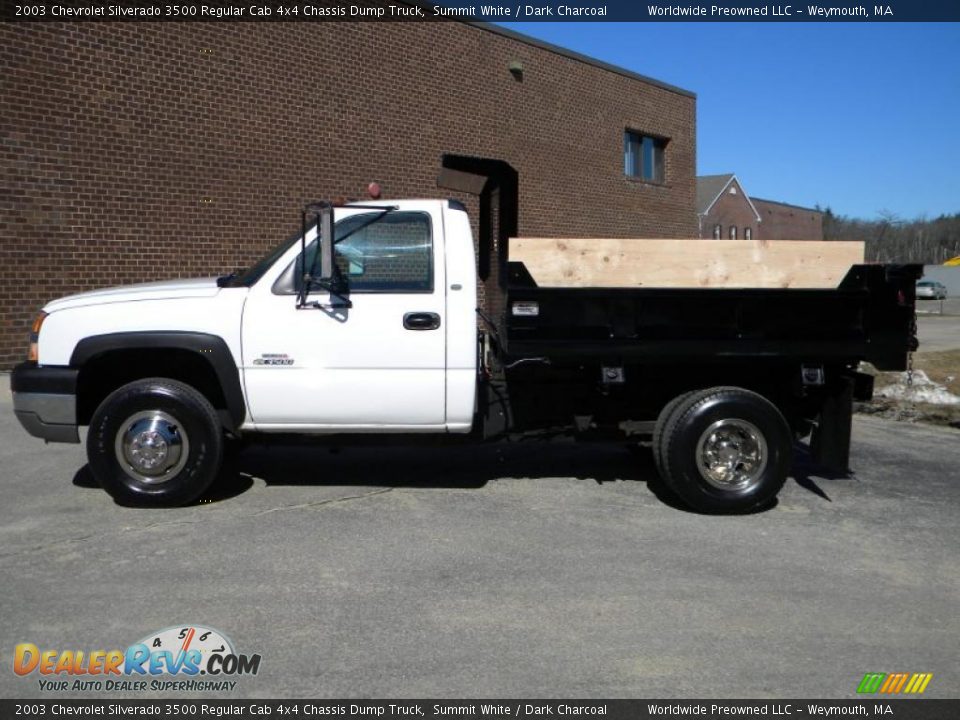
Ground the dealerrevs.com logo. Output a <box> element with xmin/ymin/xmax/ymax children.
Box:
<box><xmin>13</xmin><ymin>625</ymin><xmax>261</xmax><ymax>693</ymax></box>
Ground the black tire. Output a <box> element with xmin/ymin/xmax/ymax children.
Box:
<box><xmin>86</xmin><ymin>378</ymin><xmax>223</xmax><ymax>507</ymax></box>
<box><xmin>659</xmin><ymin>386</ymin><xmax>792</xmax><ymax>514</ymax></box>
<box><xmin>652</xmin><ymin>390</ymin><xmax>699</xmax><ymax>478</ymax></box>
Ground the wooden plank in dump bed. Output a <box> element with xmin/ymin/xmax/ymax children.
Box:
<box><xmin>509</xmin><ymin>238</ymin><xmax>866</xmax><ymax>289</ymax></box>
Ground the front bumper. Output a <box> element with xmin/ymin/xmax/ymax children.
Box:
<box><xmin>11</xmin><ymin>362</ymin><xmax>80</xmax><ymax>443</ymax></box>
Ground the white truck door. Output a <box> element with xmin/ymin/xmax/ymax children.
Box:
<box><xmin>241</xmin><ymin>204</ymin><xmax>447</xmax><ymax>430</ymax></box>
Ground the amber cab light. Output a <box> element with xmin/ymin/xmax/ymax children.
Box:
<box><xmin>31</xmin><ymin>312</ymin><xmax>47</xmax><ymax>335</ymax></box>
<box><xmin>28</xmin><ymin>311</ymin><xmax>47</xmax><ymax>362</ymax></box>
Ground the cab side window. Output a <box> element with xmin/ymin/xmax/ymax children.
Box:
<box><xmin>298</xmin><ymin>211</ymin><xmax>433</xmax><ymax>293</ymax></box>
<box><xmin>284</xmin><ymin>211</ymin><xmax>434</xmax><ymax>295</ymax></box>
<box><xmin>336</xmin><ymin>212</ymin><xmax>432</xmax><ymax>292</ymax></box>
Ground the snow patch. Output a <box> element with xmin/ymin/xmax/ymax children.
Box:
<box><xmin>876</xmin><ymin>370</ymin><xmax>960</xmax><ymax>405</ymax></box>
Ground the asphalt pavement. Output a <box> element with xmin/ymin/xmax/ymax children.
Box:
<box><xmin>916</xmin><ymin>297</ymin><xmax>960</xmax><ymax>352</ymax></box>
<box><xmin>1</xmin><ymin>384</ymin><xmax>958</xmax><ymax>699</ymax></box>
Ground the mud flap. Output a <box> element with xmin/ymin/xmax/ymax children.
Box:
<box><xmin>811</xmin><ymin>378</ymin><xmax>853</xmax><ymax>473</ymax></box>
<box><xmin>481</xmin><ymin>379</ymin><xmax>513</xmax><ymax>439</ymax></box>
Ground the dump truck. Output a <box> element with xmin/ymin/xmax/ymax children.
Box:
<box><xmin>11</xmin><ymin>156</ymin><xmax>921</xmax><ymax>512</ymax></box>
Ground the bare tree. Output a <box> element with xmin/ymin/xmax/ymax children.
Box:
<box><xmin>823</xmin><ymin>209</ymin><xmax>960</xmax><ymax>264</ymax></box>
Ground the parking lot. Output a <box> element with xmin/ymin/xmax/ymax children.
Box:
<box><xmin>916</xmin><ymin>296</ymin><xmax>960</xmax><ymax>351</ymax></box>
<box><xmin>1</xmin><ymin>381</ymin><xmax>958</xmax><ymax>700</ymax></box>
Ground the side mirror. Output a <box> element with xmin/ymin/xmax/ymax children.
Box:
<box><xmin>317</xmin><ymin>205</ymin><xmax>335</xmax><ymax>281</ymax></box>
<box><xmin>297</xmin><ymin>202</ymin><xmax>340</xmax><ymax>308</ymax></box>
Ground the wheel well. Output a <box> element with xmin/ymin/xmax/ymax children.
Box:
<box><xmin>76</xmin><ymin>349</ymin><xmax>229</xmax><ymax>427</ymax></box>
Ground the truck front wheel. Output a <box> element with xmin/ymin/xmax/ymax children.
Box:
<box><xmin>658</xmin><ymin>387</ymin><xmax>792</xmax><ymax>514</ymax></box>
<box><xmin>87</xmin><ymin>378</ymin><xmax>223</xmax><ymax>506</ymax></box>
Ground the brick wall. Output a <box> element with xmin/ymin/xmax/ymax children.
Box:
<box><xmin>698</xmin><ymin>178</ymin><xmax>758</xmax><ymax>240</ymax></box>
<box><xmin>753</xmin><ymin>198</ymin><xmax>824</xmax><ymax>240</ymax></box>
<box><xmin>0</xmin><ymin>22</ymin><xmax>696</xmax><ymax>368</ymax></box>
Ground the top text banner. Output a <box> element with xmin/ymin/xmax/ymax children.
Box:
<box><xmin>3</xmin><ymin>0</ymin><xmax>960</xmax><ymax>22</ymax></box>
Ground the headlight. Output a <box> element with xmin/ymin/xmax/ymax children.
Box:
<box><xmin>28</xmin><ymin>311</ymin><xmax>47</xmax><ymax>362</ymax></box>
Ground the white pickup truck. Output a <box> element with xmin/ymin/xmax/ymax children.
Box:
<box><xmin>11</xmin><ymin>177</ymin><xmax>921</xmax><ymax>513</ymax></box>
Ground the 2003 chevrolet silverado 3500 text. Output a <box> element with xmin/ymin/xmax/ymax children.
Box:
<box><xmin>11</xmin><ymin>158</ymin><xmax>921</xmax><ymax>513</ymax></box>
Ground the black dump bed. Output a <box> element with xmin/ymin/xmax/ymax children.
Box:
<box><xmin>504</xmin><ymin>263</ymin><xmax>922</xmax><ymax>372</ymax></box>
<box><xmin>435</xmin><ymin>154</ymin><xmax>921</xmax><ymax>375</ymax></box>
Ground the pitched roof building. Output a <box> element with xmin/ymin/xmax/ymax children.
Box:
<box><xmin>696</xmin><ymin>174</ymin><xmax>761</xmax><ymax>240</ymax></box>
<box><xmin>696</xmin><ymin>174</ymin><xmax>823</xmax><ymax>241</ymax></box>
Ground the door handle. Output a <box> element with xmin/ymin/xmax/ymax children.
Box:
<box><xmin>403</xmin><ymin>312</ymin><xmax>441</xmax><ymax>331</ymax></box>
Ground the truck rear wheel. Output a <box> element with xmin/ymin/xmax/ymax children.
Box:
<box><xmin>658</xmin><ymin>387</ymin><xmax>792</xmax><ymax>513</ymax></box>
<box><xmin>652</xmin><ymin>390</ymin><xmax>698</xmax><ymax>478</ymax></box>
<box><xmin>87</xmin><ymin>378</ymin><xmax>223</xmax><ymax>506</ymax></box>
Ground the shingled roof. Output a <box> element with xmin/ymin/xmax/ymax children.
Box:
<box><xmin>696</xmin><ymin>174</ymin><xmax>761</xmax><ymax>223</ymax></box>
<box><xmin>696</xmin><ymin>174</ymin><xmax>735</xmax><ymax>215</ymax></box>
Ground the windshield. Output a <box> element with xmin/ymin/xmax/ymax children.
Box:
<box><xmin>221</xmin><ymin>223</ymin><xmax>316</xmax><ymax>288</ymax></box>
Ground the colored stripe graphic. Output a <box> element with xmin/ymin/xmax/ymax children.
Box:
<box><xmin>905</xmin><ymin>673</ymin><xmax>933</xmax><ymax>694</ymax></box>
<box><xmin>858</xmin><ymin>672</ymin><xmax>932</xmax><ymax>694</ymax></box>
<box><xmin>880</xmin><ymin>673</ymin><xmax>906</xmax><ymax>693</ymax></box>
<box><xmin>857</xmin><ymin>673</ymin><xmax>886</xmax><ymax>694</ymax></box>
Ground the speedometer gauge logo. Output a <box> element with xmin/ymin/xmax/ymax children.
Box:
<box><xmin>131</xmin><ymin>625</ymin><xmax>235</xmax><ymax>675</ymax></box>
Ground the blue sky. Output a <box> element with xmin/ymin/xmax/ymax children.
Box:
<box><xmin>497</xmin><ymin>22</ymin><xmax>960</xmax><ymax>220</ymax></box>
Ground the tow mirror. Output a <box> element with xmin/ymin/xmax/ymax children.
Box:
<box><xmin>299</xmin><ymin>202</ymin><xmax>350</xmax><ymax>310</ymax></box>
<box><xmin>317</xmin><ymin>204</ymin><xmax>335</xmax><ymax>281</ymax></box>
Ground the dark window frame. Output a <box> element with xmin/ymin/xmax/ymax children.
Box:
<box><xmin>624</xmin><ymin>129</ymin><xmax>667</xmax><ymax>184</ymax></box>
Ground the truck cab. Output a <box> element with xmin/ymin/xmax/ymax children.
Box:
<box><xmin>13</xmin><ymin>199</ymin><xmax>478</xmax><ymax>506</ymax></box>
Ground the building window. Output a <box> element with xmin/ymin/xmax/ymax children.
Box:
<box><xmin>713</xmin><ymin>224</ymin><xmax>722</xmax><ymax>240</ymax></box>
<box><xmin>624</xmin><ymin>130</ymin><xmax>666</xmax><ymax>183</ymax></box>
<box><xmin>744</xmin><ymin>227</ymin><xmax>752</xmax><ymax>240</ymax></box>
<box><xmin>729</xmin><ymin>226</ymin><xmax>737</xmax><ymax>240</ymax></box>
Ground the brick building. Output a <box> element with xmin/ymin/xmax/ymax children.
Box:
<box><xmin>751</xmin><ymin>198</ymin><xmax>824</xmax><ymax>242</ymax></box>
<box><xmin>695</xmin><ymin>174</ymin><xmax>760</xmax><ymax>240</ymax></box>
<box><xmin>696</xmin><ymin>174</ymin><xmax>823</xmax><ymax>241</ymax></box>
<box><xmin>0</xmin><ymin>22</ymin><xmax>696</xmax><ymax>368</ymax></box>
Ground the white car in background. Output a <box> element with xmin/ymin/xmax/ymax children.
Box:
<box><xmin>916</xmin><ymin>280</ymin><xmax>948</xmax><ymax>299</ymax></box>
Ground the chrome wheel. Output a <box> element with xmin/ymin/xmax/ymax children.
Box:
<box><xmin>695</xmin><ymin>418</ymin><xmax>768</xmax><ymax>492</ymax></box>
<box><xmin>114</xmin><ymin>410</ymin><xmax>190</xmax><ymax>484</ymax></box>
